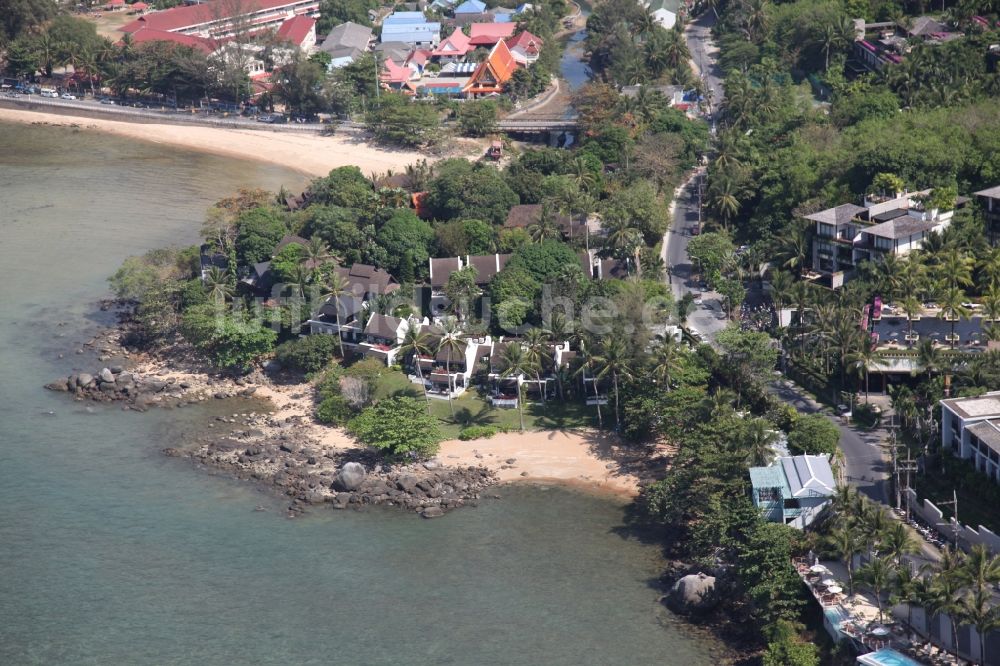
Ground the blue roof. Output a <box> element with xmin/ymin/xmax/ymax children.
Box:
<box><xmin>454</xmin><ymin>0</ymin><xmax>486</xmax><ymax>12</ymax></box>
<box><xmin>381</xmin><ymin>21</ymin><xmax>441</xmax><ymax>43</ymax></box>
<box><xmin>383</xmin><ymin>11</ymin><xmax>429</xmax><ymax>24</ymax></box>
<box><xmin>493</xmin><ymin>12</ymin><xmax>512</xmax><ymax>21</ymax></box>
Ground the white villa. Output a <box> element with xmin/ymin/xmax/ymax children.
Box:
<box><xmin>940</xmin><ymin>392</ymin><xmax>1000</xmax><ymax>483</ymax></box>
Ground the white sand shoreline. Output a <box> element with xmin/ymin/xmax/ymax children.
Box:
<box><xmin>0</xmin><ymin>106</ymin><xmax>436</xmax><ymax>177</ymax></box>
<box><xmin>132</xmin><ymin>356</ymin><xmax>648</xmax><ymax>498</ymax></box>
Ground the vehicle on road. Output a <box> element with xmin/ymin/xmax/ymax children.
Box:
<box><xmin>60</xmin><ymin>93</ymin><xmax>76</xmax><ymax>100</ymax></box>
<box><xmin>689</xmin><ymin>224</ymin><xmax>701</xmax><ymax>236</ymax></box>
<box><xmin>39</xmin><ymin>88</ymin><xmax>58</xmax><ymax>98</ymax></box>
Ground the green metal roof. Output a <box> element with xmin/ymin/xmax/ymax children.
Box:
<box><xmin>749</xmin><ymin>464</ymin><xmax>789</xmax><ymax>496</ymax></box>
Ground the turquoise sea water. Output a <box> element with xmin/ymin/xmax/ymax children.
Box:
<box><xmin>0</xmin><ymin>122</ymin><xmax>724</xmax><ymax>665</ymax></box>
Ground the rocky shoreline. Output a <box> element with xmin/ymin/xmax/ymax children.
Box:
<box><xmin>44</xmin><ymin>324</ymin><xmax>499</xmax><ymax>518</ymax></box>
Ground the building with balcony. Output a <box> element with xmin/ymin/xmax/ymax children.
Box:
<box><xmin>749</xmin><ymin>455</ymin><xmax>836</xmax><ymax>529</ymax></box>
<box><xmin>121</xmin><ymin>0</ymin><xmax>320</xmax><ymax>40</ymax></box>
<box><xmin>807</xmin><ymin>189</ymin><xmax>959</xmax><ymax>288</ymax></box>
<box><xmin>940</xmin><ymin>392</ymin><xmax>1000</xmax><ymax>483</ymax></box>
<box><xmin>975</xmin><ymin>185</ymin><xmax>1000</xmax><ymax>245</ymax></box>
<box><xmin>357</xmin><ymin>314</ymin><xmax>415</xmax><ymax>365</ymax></box>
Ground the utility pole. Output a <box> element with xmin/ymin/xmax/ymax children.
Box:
<box><xmin>938</xmin><ymin>491</ymin><xmax>960</xmax><ymax>550</ymax></box>
<box><xmin>899</xmin><ymin>451</ymin><xmax>918</xmax><ymax>522</ymax></box>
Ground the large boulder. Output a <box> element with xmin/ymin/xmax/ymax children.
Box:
<box><xmin>333</xmin><ymin>462</ymin><xmax>366</xmax><ymax>492</ymax></box>
<box><xmin>99</xmin><ymin>368</ymin><xmax>114</xmax><ymax>383</ymax></box>
<box><xmin>77</xmin><ymin>373</ymin><xmax>94</xmax><ymax>388</ymax></box>
<box><xmin>666</xmin><ymin>573</ymin><xmax>719</xmax><ymax>614</ymax></box>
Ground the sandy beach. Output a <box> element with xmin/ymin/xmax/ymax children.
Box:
<box><xmin>128</xmin><ymin>355</ymin><xmax>648</xmax><ymax>497</ymax></box>
<box><xmin>0</xmin><ymin>106</ymin><xmax>435</xmax><ymax>177</ymax></box>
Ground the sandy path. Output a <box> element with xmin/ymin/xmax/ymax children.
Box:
<box><xmin>0</xmin><ymin>107</ymin><xmax>430</xmax><ymax>177</ymax></box>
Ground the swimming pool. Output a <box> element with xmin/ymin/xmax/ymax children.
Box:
<box><xmin>857</xmin><ymin>647</ymin><xmax>924</xmax><ymax>666</ymax></box>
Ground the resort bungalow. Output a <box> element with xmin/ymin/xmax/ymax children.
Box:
<box><xmin>419</xmin><ymin>335</ymin><xmax>492</xmax><ymax>397</ymax></box>
<box><xmin>749</xmin><ymin>455</ymin><xmax>837</xmax><ymax>529</ymax></box>
<box><xmin>940</xmin><ymin>392</ymin><xmax>1000</xmax><ymax>483</ymax></box>
<box><xmin>306</xmin><ymin>295</ymin><xmax>366</xmax><ymax>344</ymax></box>
<box><xmin>357</xmin><ymin>314</ymin><xmax>417</xmax><ymax>365</ymax></box>
<box><xmin>487</xmin><ymin>340</ymin><xmax>523</xmax><ymax>407</ymax></box>
<box><xmin>427</xmin><ymin>254</ymin><xmax>508</xmax><ymax>313</ymax></box>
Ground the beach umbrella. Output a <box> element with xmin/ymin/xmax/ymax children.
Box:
<box><xmin>827</xmin><ymin>585</ymin><xmax>843</xmax><ymax>594</ymax></box>
<box><xmin>809</xmin><ymin>564</ymin><xmax>827</xmax><ymax>573</ymax></box>
<box><xmin>821</xmin><ymin>578</ymin><xmax>837</xmax><ymax>587</ymax></box>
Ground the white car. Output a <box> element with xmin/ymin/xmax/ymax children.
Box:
<box><xmin>60</xmin><ymin>93</ymin><xmax>76</xmax><ymax>100</ymax></box>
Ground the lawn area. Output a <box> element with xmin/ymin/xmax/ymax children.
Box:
<box><xmin>914</xmin><ymin>454</ymin><xmax>1000</xmax><ymax>534</ymax></box>
<box><xmin>372</xmin><ymin>367</ymin><xmax>596</xmax><ymax>439</ymax></box>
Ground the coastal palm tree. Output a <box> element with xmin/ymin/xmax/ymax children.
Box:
<box><xmin>859</xmin><ymin>556</ymin><xmax>896</xmax><ymax>623</ymax></box>
<box><xmin>938</xmin><ymin>286</ymin><xmax>971</xmax><ymax>350</ymax></box>
<box><xmin>901</xmin><ymin>295</ymin><xmax>922</xmax><ymax>346</ymax></box>
<box><xmin>528</xmin><ymin>204</ymin><xmax>562</xmax><ymax>243</ymax></box>
<box><xmin>523</xmin><ymin>327</ymin><xmax>551</xmax><ymax>405</ymax></box>
<box><xmin>978</xmin><ymin>247</ymin><xmax>1000</xmax><ymax>289</ymax></box>
<box><xmin>828</xmin><ymin>524</ymin><xmax>863</xmax><ymax>595</ymax></box>
<box><xmin>707</xmin><ymin>175</ymin><xmax>743</xmax><ymax>230</ymax></box>
<box><xmin>649</xmin><ymin>337</ymin><xmax>682</xmax><ymax>391</ymax></box>
<box><xmin>742</xmin><ymin>418</ymin><xmax>779</xmax><ymax>466</ymax></box>
<box><xmin>575</xmin><ymin>338</ymin><xmax>603</xmax><ymax>428</ymax></box>
<box><xmin>321</xmin><ymin>272</ymin><xmax>351</xmax><ymax>359</ymax></box>
<box><xmin>769</xmin><ymin>270</ymin><xmax>794</xmax><ymax>327</ymax></box>
<box><xmin>959</xmin><ymin>588</ymin><xmax>1000</xmax><ymax>666</ymax></box>
<box><xmin>593</xmin><ymin>336</ymin><xmax>633</xmax><ymax>429</ymax></box>
<box><xmin>890</xmin><ymin>565</ymin><xmax>919</xmax><ymax>629</ymax></box>
<box><xmin>499</xmin><ymin>342</ymin><xmax>534</xmax><ymax>432</ymax></box>
<box><xmin>960</xmin><ymin>544</ymin><xmax>1000</xmax><ymax>598</ymax></box>
<box><xmin>847</xmin><ymin>337</ymin><xmax>880</xmax><ymax>403</ymax></box>
<box><xmin>203</xmin><ymin>267</ymin><xmax>233</xmax><ymax>304</ymax></box>
<box><xmin>302</xmin><ymin>237</ymin><xmax>331</xmax><ymax>279</ymax></box>
<box><xmin>882</xmin><ymin>521</ymin><xmax>919</xmax><ymax>565</ymax></box>
<box><xmin>780</xmin><ymin>224</ymin><xmax>812</xmax><ymax>278</ymax></box>
<box><xmin>398</xmin><ymin>326</ymin><xmax>433</xmax><ymax>412</ymax></box>
<box><xmin>436</xmin><ymin>317</ymin><xmax>464</xmax><ymax>418</ymax></box>
<box><xmin>569</xmin><ymin>156</ymin><xmax>598</xmax><ymax>194</ymax></box>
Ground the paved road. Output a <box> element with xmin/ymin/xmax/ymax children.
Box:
<box><xmin>768</xmin><ymin>380</ymin><xmax>890</xmax><ymax>504</ymax></box>
<box><xmin>685</xmin><ymin>12</ymin><xmax>724</xmax><ymax>123</ymax></box>
<box><xmin>664</xmin><ymin>171</ymin><xmax>730</xmax><ymax>342</ymax></box>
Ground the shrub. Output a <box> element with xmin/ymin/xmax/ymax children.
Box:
<box><xmin>458</xmin><ymin>425</ymin><xmax>500</xmax><ymax>441</ymax></box>
<box><xmin>787</xmin><ymin>413</ymin><xmax>840</xmax><ymax>456</ymax></box>
<box><xmin>274</xmin><ymin>335</ymin><xmax>340</xmax><ymax>374</ymax></box>
<box><xmin>316</xmin><ymin>394</ymin><xmax>353</xmax><ymax>425</ymax></box>
<box><xmin>347</xmin><ymin>396</ymin><xmax>442</xmax><ymax>457</ymax></box>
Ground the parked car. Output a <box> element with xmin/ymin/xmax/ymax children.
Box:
<box><xmin>60</xmin><ymin>93</ymin><xmax>76</xmax><ymax>100</ymax></box>
<box><xmin>99</xmin><ymin>97</ymin><xmax>115</xmax><ymax>104</ymax></box>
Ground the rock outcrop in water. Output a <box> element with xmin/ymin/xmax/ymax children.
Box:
<box><xmin>189</xmin><ymin>431</ymin><xmax>496</xmax><ymax>517</ymax></box>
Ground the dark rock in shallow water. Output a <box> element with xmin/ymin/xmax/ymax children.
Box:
<box><xmin>421</xmin><ymin>506</ymin><xmax>444</xmax><ymax>518</ymax></box>
<box><xmin>45</xmin><ymin>379</ymin><xmax>71</xmax><ymax>392</ymax></box>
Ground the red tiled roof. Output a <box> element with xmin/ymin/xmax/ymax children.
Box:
<box><xmin>505</xmin><ymin>30</ymin><xmax>542</xmax><ymax>52</ymax></box>
<box><xmin>380</xmin><ymin>58</ymin><xmax>411</xmax><ymax>84</ymax></box>
<box><xmin>121</xmin><ymin>0</ymin><xmax>316</xmax><ymax>34</ymax></box>
<box><xmin>468</xmin><ymin>22</ymin><xmax>515</xmax><ymax>46</ymax></box>
<box><xmin>131</xmin><ymin>1</ymin><xmax>149</xmax><ymax>9</ymax></box>
<box><xmin>431</xmin><ymin>27</ymin><xmax>473</xmax><ymax>56</ymax></box>
<box><xmin>109</xmin><ymin>0</ymin><xmax>125</xmax><ymax>6</ymax></box>
<box><xmin>126</xmin><ymin>27</ymin><xmax>215</xmax><ymax>53</ymax></box>
<box><xmin>276</xmin><ymin>15</ymin><xmax>314</xmax><ymax>46</ymax></box>
<box><xmin>463</xmin><ymin>39</ymin><xmax>516</xmax><ymax>93</ymax></box>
